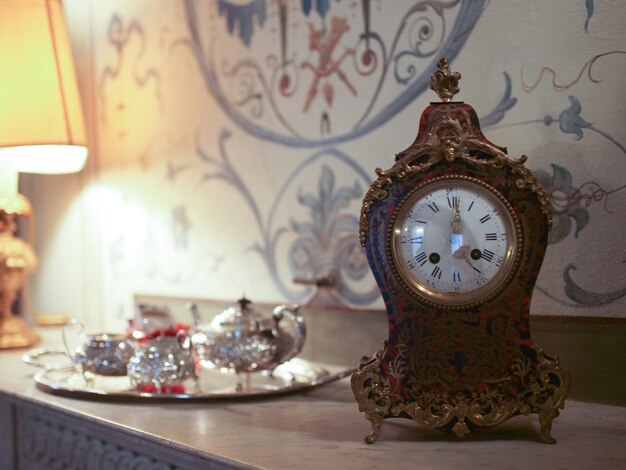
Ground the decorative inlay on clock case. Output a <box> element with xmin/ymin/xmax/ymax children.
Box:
<box><xmin>351</xmin><ymin>58</ymin><xmax>571</xmax><ymax>444</ymax></box>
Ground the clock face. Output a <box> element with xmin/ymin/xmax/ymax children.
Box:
<box><xmin>391</xmin><ymin>176</ymin><xmax>519</xmax><ymax>307</ymax></box>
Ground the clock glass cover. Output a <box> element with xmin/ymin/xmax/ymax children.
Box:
<box><xmin>391</xmin><ymin>176</ymin><xmax>519</xmax><ymax>307</ymax></box>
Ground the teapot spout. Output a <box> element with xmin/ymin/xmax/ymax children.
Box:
<box><xmin>272</xmin><ymin>304</ymin><xmax>306</xmax><ymax>365</ymax></box>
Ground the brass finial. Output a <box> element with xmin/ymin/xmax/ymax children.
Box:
<box><xmin>429</xmin><ymin>57</ymin><xmax>461</xmax><ymax>102</ymax></box>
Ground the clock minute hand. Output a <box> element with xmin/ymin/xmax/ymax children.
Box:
<box><xmin>450</xmin><ymin>205</ymin><xmax>463</xmax><ymax>234</ymax></box>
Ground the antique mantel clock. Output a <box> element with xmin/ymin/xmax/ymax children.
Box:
<box><xmin>351</xmin><ymin>58</ymin><xmax>570</xmax><ymax>444</ymax></box>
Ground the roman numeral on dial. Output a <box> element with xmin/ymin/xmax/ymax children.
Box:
<box><xmin>431</xmin><ymin>266</ymin><xmax>442</xmax><ymax>279</ymax></box>
<box><xmin>480</xmin><ymin>214</ymin><xmax>491</xmax><ymax>224</ymax></box>
<box><xmin>485</xmin><ymin>233</ymin><xmax>497</xmax><ymax>241</ymax></box>
<box><xmin>415</xmin><ymin>251</ymin><xmax>428</xmax><ymax>266</ymax></box>
<box><xmin>447</xmin><ymin>196</ymin><xmax>459</xmax><ymax>208</ymax></box>
<box><xmin>482</xmin><ymin>249</ymin><xmax>495</xmax><ymax>262</ymax></box>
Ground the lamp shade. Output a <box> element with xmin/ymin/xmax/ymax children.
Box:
<box><xmin>0</xmin><ymin>0</ymin><xmax>88</xmax><ymax>174</ymax></box>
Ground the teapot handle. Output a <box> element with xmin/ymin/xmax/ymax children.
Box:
<box><xmin>273</xmin><ymin>304</ymin><xmax>306</xmax><ymax>364</ymax></box>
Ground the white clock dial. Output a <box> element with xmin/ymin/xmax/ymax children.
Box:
<box><xmin>391</xmin><ymin>177</ymin><xmax>518</xmax><ymax>306</ymax></box>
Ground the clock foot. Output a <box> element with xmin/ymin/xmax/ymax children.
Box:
<box><xmin>539</xmin><ymin>407</ymin><xmax>559</xmax><ymax>444</ymax></box>
<box><xmin>364</xmin><ymin>421</ymin><xmax>382</xmax><ymax>444</ymax></box>
<box><xmin>362</xmin><ymin>409</ymin><xmax>385</xmax><ymax>444</ymax></box>
<box><xmin>533</xmin><ymin>347</ymin><xmax>571</xmax><ymax>444</ymax></box>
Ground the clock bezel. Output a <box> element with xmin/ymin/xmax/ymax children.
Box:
<box><xmin>388</xmin><ymin>175</ymin><xmax>522</xmax><ymax>309</ymax></box>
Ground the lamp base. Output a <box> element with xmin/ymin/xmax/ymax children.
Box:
<box><xmin>0</xmin><ymin>194</ymin><xmax>40</xmax><ymax>350</ymax></box>
<box><xmin>0</xmin><ymin>315</ymin><xmax>40</xmax><ymax>349</ymax></box>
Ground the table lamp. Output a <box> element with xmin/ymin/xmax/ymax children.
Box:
<box><xmin>0</xmin><ymin>0</ymin><xmax>88</xmax><ymax>349</ymax></box>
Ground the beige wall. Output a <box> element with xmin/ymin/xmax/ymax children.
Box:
<box><xmin>21</xmin><ymin>0</ymin><xmax>626</xmax><ymax>332</ymax></box>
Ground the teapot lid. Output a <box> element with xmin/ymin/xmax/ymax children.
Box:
<box><xmin>210</xmin><ymin>296</ymin><xmax>262</xmax><ymax>332</ymax></box>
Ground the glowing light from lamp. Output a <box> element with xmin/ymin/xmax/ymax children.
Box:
<box><xmin>0</xmin><ymin>145</ymin><xmax>88</xmax><ymax>174</ymax></box>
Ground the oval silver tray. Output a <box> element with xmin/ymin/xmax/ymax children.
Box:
<box><xmin>33</xmin><ymin>358</ymin><xmax>354</xmax><ymax>401</ymax></box>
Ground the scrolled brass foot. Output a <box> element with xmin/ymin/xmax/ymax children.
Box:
<box><xmin>452</xmin><ymin>419</ymin><xmax>470</xmax><ymax>438</ymax></box>
<box><xmin>539</xmin><ymin>408</ymin><xmax>559</xmax><ymax>444</ymax></box>
<box><xmin>364</xmin><ymin>421</ymin><xmax>382</xmax><ymax>444</ymax></box>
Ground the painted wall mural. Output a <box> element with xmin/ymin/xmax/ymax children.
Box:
<box><xmin>185</xmin><ymin>0</ymin><xmax>486</xmax><ymax>147</ymax></box>
<box><xmin>74</xmin><ymin>0</ymin><xmax>625</xmax><ymax>325</ymax></box>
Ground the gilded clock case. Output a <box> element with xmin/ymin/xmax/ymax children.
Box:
<box><xmin>352</xmin><ymin>98</ymin><xmax>570</xmax><ymax>444</ymax></box>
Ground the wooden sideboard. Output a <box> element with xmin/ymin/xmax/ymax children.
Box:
<box><xmin>0</xmin><ymin>398</ymin><xmax>236</xmax><ymax>469</ymax></box>
<box><xmin>1</xmin><ymin>327</ymin><xmax>625</xmax><ymax>470</ymax></box>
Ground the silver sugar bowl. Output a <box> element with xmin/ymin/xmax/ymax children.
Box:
<box><xmin>127</xmin><ymin>334</ymin><xmax>199</xmax><ymax>394</ymax></box>
<box><xmin>188</xmin><ymin>297</ymin><xmax>306</xmax><ymax>376</ymax></box>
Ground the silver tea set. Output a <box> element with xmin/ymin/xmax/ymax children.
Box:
<box><xmin>27</xmin><ymin>297</ymin><xmax>305</xmax><ymax>394</ymax></box>
<box><xmin>127</xmin><ymin>333</ymin><xmax>199</xmax><ymax>394</ymax></box>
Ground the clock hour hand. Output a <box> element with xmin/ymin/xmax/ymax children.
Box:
<box><xmin>452</xmin><ymin>244</ymin><xmax>470</xmax><ymax>260</ymax></box>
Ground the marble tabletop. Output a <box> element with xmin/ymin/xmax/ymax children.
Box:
<box><xmin>1</xmin><ymin>329</ymin><xmax>625</xmax><ymax>470</ymax></box>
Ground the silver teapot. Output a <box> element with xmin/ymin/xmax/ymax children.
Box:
<box><xmin>188</xmin><ymin>297</ymin><xmax>306</xmax><ymax>375</ymax></box>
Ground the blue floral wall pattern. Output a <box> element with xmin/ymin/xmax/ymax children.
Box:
<box><xmin>87</xmin><ymin>0</ymin><xmax>625</xmax><ymax>320</ymax></box>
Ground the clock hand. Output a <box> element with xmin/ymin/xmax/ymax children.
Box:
<box><xmin>452</xmin><ymin>245</ymin><xmax>470</xmax><ymax>260</ymax></box>
<box><xmin>452</xmin><ymin>245</ymin><xmax>481</xmax><ymax>273</ymax></box>
<box><xmin>465</xmin><ymin>259</ymin><xmax>481</xmax><ymax>273</ymax></box>
<box><xmin>450</xmin><ymin>205</ymin><xmax>463</xmax><ymax>234</ymax></box>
